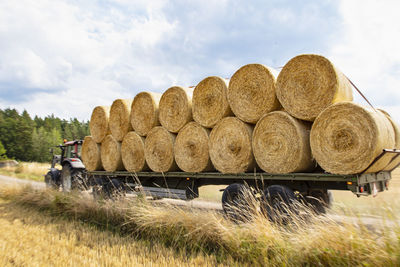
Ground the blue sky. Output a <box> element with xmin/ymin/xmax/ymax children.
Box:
<box><xmin>0</xmin><ymin>0</ymin><xmax>399</xmax><ymax>122</ymax></box>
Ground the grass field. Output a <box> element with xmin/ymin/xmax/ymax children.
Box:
<box><xmin>0</xmin><ymin>199</ymin><xmax>226</xmax><ymax>266</ymax></box>
<box><xmin>1</xmin><ymin>184</ymin><xmax>400</xmax><ymax>266</ymax></box>
<box><xmin>0</xmin><ymin>162</ymin><xmax>50</xmax><ymax>182</ymax></box>
<box><xmin>1</xmin><ymin>164</ymin><xmax>400</xmax><ymax>265</ymax></box>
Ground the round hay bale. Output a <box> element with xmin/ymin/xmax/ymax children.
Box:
<box><xmin>130</xmin><ymin>92</ymin><xmax>162</xmax><ymax>136</ymax></box>
<box><xmin>174</xmin><ymin>122</ymin><xmax>213</xmax><ymax>172</ymax></box>
<box><xmin>159</xmin><ymin>86</ymin><xmax>193</xmax><ymax>133</ymax></box>
<box><xmin>228</xmin><ymin>64</ymin><xmax>281</xmax><ymax>124</ymax></box>
<box><xmin>379</xmin><ymin>110</ymin><xmax>400</xmax><ymax>171</ymax></box>
<box><xmin>89</xmin><ymin>106</ymin><xmax>110</xmax><ymax>143</ymax></box>
<box><xmin>144</xmin><ymin>126</ymin><xmax>178</xmax><ymax>172</ymax></box>
<box><xmin>310</xmin><ymin>102</ymin><xmax>395</xmax><ymax>174</ymax></box>
<box><xmin>252</xmin><ymin>111</ymin><xmax>314</xmax><ymax>173</ymax></box>
<box><xmin>109</xmin><ymin>99</ymin><xmax>133</xmax><ymax>141</ymax></box>
<box><xmin>276</xmin><ymin>54</ymin><xmax>353</xmax><ymax>121</ymax></box>
<box><xmin>101</xmin><ymin>134</ymin><xmax>124</xmax><ymax>172</ymax></box>
<box><xmin>81</xmin><ymin>136</ymin><xmax>102</xmax><ymax>171</ymax></box>
<box><xmin>192</xmin><ymin>76</ymin><xmax>232</xmax><ymax>128</ymax></box>
<box><xmin>209</xmin><ymin>117</ymin><xmax>255</xmax><ymax>173</ymax></box>
<box><xmin>121</xmin><ymin>131</ymin><xmax>149</xmax><ymax>172</ymax></box>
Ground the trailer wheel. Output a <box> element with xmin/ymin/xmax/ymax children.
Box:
<box><xmin>261</xmin><ymin>185</ymin><xmax>296</xmax><ymax>222</ymax></box>
<box><xmin>105</xmin><ymin>179</ymin><xmax>126</xmax><ymax>200</ymax></box>
<box><xmin>222</xmin><ymin>183</ymin><xmax>254</xmax><ymax>222</ymax></box>
<box><xmin>305</xmin><ymin>190</ymin><xmax>333</xmax><ymax>214</ymax></box>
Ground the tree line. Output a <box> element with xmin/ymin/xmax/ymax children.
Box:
<box><xmin>0</xmin><ymin>108</ymin><xmax>89</xmax><ymax>162</ymax></box>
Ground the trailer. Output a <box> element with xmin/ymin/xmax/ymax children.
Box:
<box><xmin>84</xmin><ymin>149</ymin><xmax>400</xmax><ymax>217</ymax></box>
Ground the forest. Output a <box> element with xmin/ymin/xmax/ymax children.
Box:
<box><xmin>0</xmin><ymin>108</ymin><xmax>89</xmax><ymax>162</ymax></box>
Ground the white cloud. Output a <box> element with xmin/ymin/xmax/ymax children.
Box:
<box><xmin>0</xmin><ymin>0</ymin><xmax>177</xmax><ymax>119</ymax></box>
<box><xmin>328</xmin><ymin>0</ymin><xmax>400</xmax><ymax>122</ymax></box>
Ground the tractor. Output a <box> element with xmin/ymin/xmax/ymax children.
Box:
<box><xmin>44</xmin><ymin>139</ymin><xmax>87</xmax><ymax>191</ymax></box>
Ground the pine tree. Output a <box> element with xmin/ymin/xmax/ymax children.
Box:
<box><xmin>0</xmin><ymin>140</ymin><xmax>6</xmax><ymax>160</ymax></box>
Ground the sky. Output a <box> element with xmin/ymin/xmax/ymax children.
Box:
<box><xmin>0</xmin><ymin>0</ymin><xmax>399</xmax><ymax>122</ymax></box>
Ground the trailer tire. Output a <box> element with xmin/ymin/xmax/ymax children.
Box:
<box><xmin>105</xmin><ymin>179</ymin><xmax>126</xmax><ymax>200</ymax></box>
<box><xmin>305</xmin><ymin>190</ymin><xmax>333</xmax><ymax>214</ymax></box>
<box><xmin>261</xmin><ymin>185</ymin><xmax>297</xmax><ymax>223</ymax></box>
<box><xmin>222</xmin><ymin>183</ymin><xmax>254</xmax><ymax>222</ymax></box>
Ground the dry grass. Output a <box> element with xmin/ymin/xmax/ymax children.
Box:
<box><xmin>1</xmin><ymin>184</ymin><xmax>400</xmax><ymax>266</ymax></box>
<box><xmin>0</xmin><ymin>162</ymin><xmax>50</xmax><ymax>182</ymax></box>
<box><xmin>0</xmin><ymin>199</ymin><xmax>225</xmax><ymax>266</ymax></box>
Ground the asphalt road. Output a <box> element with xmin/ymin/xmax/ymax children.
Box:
<box><xmin>0</xmin><ymin>174</ymin><xmax>396</xmax><ymax>228</ymax></box>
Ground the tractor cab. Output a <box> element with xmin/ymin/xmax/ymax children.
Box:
<box><xmin>61</xmin><ymin>139</ymin><xmax>83</xmax><ymax>162</ymax></box>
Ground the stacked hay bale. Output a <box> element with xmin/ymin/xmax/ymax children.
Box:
<box><xmin>276</xmin><ymin>54</ymin><xmax>353</xmax><ymax>121</ymax></box>
<box><xmin>89</xmin><ymin>106</ymin><xmax>110</xmax><ymax>143</ymax></box>
<box><xmin>81</xmin><ymin>136</ymin><xmax>102</xmax><ymax>171</ymax></box>
<box><xmin>192</xmin><ymin>76</ymin><xmax>232</xmax><ymax>128</ymax></box>
<box><xmin>174</xmin><ymin>122</ymin><xmax>213</xmax><ymax>172</ymax></box>
<box><xmin>144</xmin><ymin>126</ymin><xmax>177</xmax><ymax>172</ymax></box>
<box><xmin>310</xmin><ymin>102</ymin><xmax>395</xmax><ymax>174</ymax></box>
<box><xmin>130</xmin><ymin>92</ymin><xmax>162</xmax><ymax>136</ymax></box>
<box><xmin>209</xmin><ymin>117</ymin><xmax>255</xmax><ymax>173</ymax></box>
<box><xmin>109</xmin><ymin>99</ymin><xmax>133</xmax><ymax>141</ymax></box>
<box><xmin>101</xmin><ymin>135</ymin><xmax>124</xmax><ymax>172</ymax></box>
<box><xmin>228</xmin><ymin>64</ymin><xmax>281</xmax><ymax>124</ymax></box>
<box><xmin>159</xmin><ymin>86</ymin><xmax>193</xmax><ymax>133</ymax></box>
<box><xmin>121</xmin><ymin>131</ymin><xmax>148</xmax><ymax>172</ymax></box>
<box><xmin>82</xmin><ymin>53</ymin><xmax>398</xmax><ymax>176</ymax></box>
<box><xmin>252</xmin><ymin>111</ymin><xmax>314</xmax><ymax>173</ymax></box>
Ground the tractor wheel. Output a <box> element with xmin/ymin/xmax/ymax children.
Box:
<box><xmin>44</xmin><ymin>171</ymin><xmax>59</xmax><ymax>190</ymax></box>
<box><xmin>61</xmin><ymin>165</ymin><xmax>86</xmax><ymax>192</ymax></box>
<box><xmin>304</xmin><ymin>189</ymin><xmax>333</xmax><ymax>214</ymax></box>
<box><xmin>221</xmin><ymin>183</ymin><xmax>254</xmax><ymax>222</ymax></box>
<box><xmin>261</xmin><ymin>185</ymin><xmax>297</xmax><ymax>223</ymax></box>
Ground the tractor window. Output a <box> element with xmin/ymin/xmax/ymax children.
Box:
<box><xmin>65</xmin><ymin>145</ymin><xmax>73</xmax><ymax>159</ymax></box>
<box><xmin>77</xmin><ymin>144</ymin><xmax>82</xmax><ymax>158</ymax></box>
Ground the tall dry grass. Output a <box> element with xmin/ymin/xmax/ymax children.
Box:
<box><xmin>0</xmin><ymin>199</ymin><xmax>225</xmax><ymax>266</ymax></box>
<box><xmin>1</xmin><ymin>185</ymin><xmax>399</xmax><ymax>266</ymax></box>
<box><xmin>0</xmin><ymin>162</ymin><xmax>50</xmax><ymax>181</ymax></box>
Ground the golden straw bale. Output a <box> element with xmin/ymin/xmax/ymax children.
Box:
<box><xmin>209</xmin><ymin>117</ymin><xmax>255</xmax><ymax>173</ymax></box>
<box><xmin>159</xmin><ymin>86</ymin><xmax>193</xmax><ymax>133</ymax></box>
<box><xmin>192</xmin><ymin>76</ymin><xmax>232</xmax><ymax>128</ymax></box>
<box><xmin>144</xmin><ymin>126</ymin><xmax>178</xmax><ymax>172</ymax></box>
<box><xmin>276</xmin><ymin>54</ymin><xmax>353</xmax><ymax>121</ymax></box>
<box><xmin>130</xmin><ymin>92</ymin><xmax>162</xmax><ymax>136</ymax></box>
<box><xmin>121</xmin><ymin>131</ymin><xmax>149</xmax><ymax>172</ymax></box>
<box><xmin>89</xmin><ymin>106</ymin><xmax>110</xmax><ymax>143</ymax></box>
<box><xmin>81</xmin><ymin>136</ymin><xmax>102</xmax><ymax>171</ymax></box>
<box><xmin>310</xmin><ymin>102</ymin><xmax>395</xmax><ymax>174</ymax></box>
<box><xmin>174</xmin><ymin>122</ymin><xmax>214</xmax><ymax>172</ymax></box>
<box><xmin>378</xmin><ymin>110</ymin><xmax>400</xmax><ymax>171</ymax></box>
<box><xmin>101</xmin><ymin>134</ymin><xmax>124</xmax><ymax>172</ymax></box>
<box><xmin>228</xmin><ymin>64</ymin><xmax>281</xmax><ymax>124</ymax></box>
<box><xmin>109</xmin><ymin>99</ymin><xmax>133</xmax><ymax>141</ymax></box>
<box><xmin>252</xmin><ymin>111</ymin><xmax>314</xmax><ymax>173</ymax></box>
